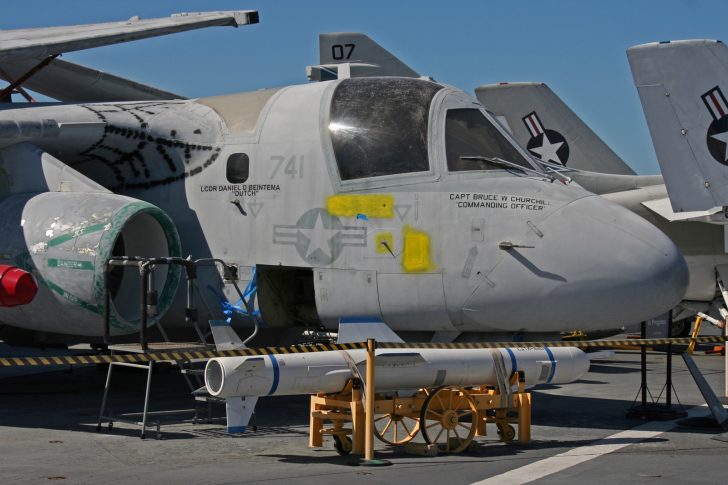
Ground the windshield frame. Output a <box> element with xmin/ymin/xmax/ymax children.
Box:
<box><xmin>433</xmin><ymin>90</ymin><xmax>546</xmax><ymax>179</ymax></box>
<box><xmin>320</xmin><ymin>78</ymin><xmax>446</xmax><ymax>192</ymax></box>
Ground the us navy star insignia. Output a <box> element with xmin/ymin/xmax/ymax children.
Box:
<box><xmin>272</xmin><ymin>208</ymin><xmax>366</xmax><ymax>265</ymax></box>
<box><xmin>530</xmin><ymin>133</ymin><xmax>565</xmax><ymax>164</ymax></box>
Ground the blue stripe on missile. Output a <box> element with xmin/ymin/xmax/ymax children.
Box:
<box><xmin>544</xmin><ymin>347</ymin><xmax>556</xmax><ymax>383</ymax></box>
<box><xmin>228</xmin><ymin>426</ymin><xmax>246</xmax><ymax>433</ymax></box>
<box><xmin>505</xmin><ymin>348</ymin><xmax>517</xmax><ymax>375</ymax></box>
<box><xmin>340</xmin><ymin>316</ymin><xmax>384</xmax><ymax>324</ymax></box>
<box><xmin>267</xmin><ymin>353</ymin><xmax>280</xmax><ymax>396</ymax></box>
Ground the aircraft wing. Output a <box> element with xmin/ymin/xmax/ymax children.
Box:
<box><xmin>0</xmin><ymin>57</ymin><xmax>183</xmax><ymax>102</ymax></box>
<box><xmin>641</xmin><ymin>197</ymin><xmax>724</xmax><ymax>223</ymax></box>
<box><xmin>0</xmin><ymin>11</ymin><xmax>258</xmax><ymax>63</ymax></box>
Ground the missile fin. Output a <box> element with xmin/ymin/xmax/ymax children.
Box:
<box><xmin>225</xmin><ymin>395</ymin><xmax>258</xmax><ymax>433</ymax></box>
<box><xmin>210</xmin><ymin>319</ymin><xmax>246</xmax><ymax>350</ymax></box>
<box><xmin>337</xmin><ymin>316</ymin><xmax>404</xmax><ymax>344</ymax></box>
<box><xmin>233</xmin><ymin>357</ymin><xmax>265</xmax><ymax>372</ymax></box>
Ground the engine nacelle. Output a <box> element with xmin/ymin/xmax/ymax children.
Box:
<box><xmin>0</xmin><ymin>192</ymin><xmax>181</xmax><ymax>336</ymax></box>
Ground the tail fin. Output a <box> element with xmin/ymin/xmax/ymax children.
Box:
<box><xmin>208</xmin><ymin>320</ymin><xmax>251</xmax><ymax>433</ymax></box>
<box><xmin>475</xmin><ymin>82</ymin><xmax>635</xmax><ymax>175</ymax></box>
<box><xmin>337</xmin><ymin>316</ymin><xmax>404</xmax><ymax>344</ymax></box>
<box><xmin>209</xmin><ymin>319</ymin><xmax>246</xmax><ymax>350</ymax></box>
<box><xmin>225</xmin><ymin>396</ymin><xmax>258</xmax><ymax>433</ymax></box>
<box><xmin>628</xmin><ymin>39</ymin><xmax>728</xmax><ymax>212</ymax></box>
<box><xmin>307</xmin><ymin>32</ymin><xmax>419</xmax><ymax>81</ymax></box>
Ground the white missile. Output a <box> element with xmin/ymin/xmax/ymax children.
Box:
<box><xmin>204</xmin><ymin>345</ymin><xmax>590</xmax><ymax>400</ymax></box>
<box><xmin>204</xmin><ymin>317</ymin><xmax>591</xmax><ymax>433</ymax></box>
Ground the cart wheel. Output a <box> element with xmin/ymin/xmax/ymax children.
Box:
<box><xmin>333</xmin><ymin>435</ymin><xmax>353</xmax><ymax>455</ymax></box>
<box><xmin>497</xmin><ymin>423</ymin><xmax>516</xmax><ymax>442</ymax></box>
<box><xmin>420</xmin><ymin>386</ymin><xmax>477</xmax><ymax>453</ymax></box>
<box><xmin>374</xmin><ymin>413</ymin><xmax>420</xmax><ymax>445</ymax></box>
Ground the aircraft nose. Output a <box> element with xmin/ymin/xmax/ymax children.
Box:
<box><xmin>465</xmin><ymin>194</ymin><xmax>689</xmax><ymax>331</ymax></box>
<box><xmin>542</xmin><ymin>195</ymin><xmax>689</xmax><ymax>326</ymax></box>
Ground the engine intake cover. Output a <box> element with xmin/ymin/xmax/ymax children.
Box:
<box><xmin>0</xmin><ymin>192</ymin><xmax>181</xmax><ymax>336</ymax></box>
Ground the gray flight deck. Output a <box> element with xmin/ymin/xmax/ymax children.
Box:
<box><xmin>1</xmin><ymin>339</ymin><xmax>727</xmax><ymax>484</ymax></box>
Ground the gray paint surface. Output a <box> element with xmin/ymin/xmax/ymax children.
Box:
<box><xmin>0</xmin><ymin>19</ymin><xmax>691</xmax><ymax>341</ymax></box>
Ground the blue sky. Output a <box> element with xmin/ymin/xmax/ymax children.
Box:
<box><xmin>3</xmin><ymin>0</ymin><xmax>726</xmax><ymax>174</ymax></box>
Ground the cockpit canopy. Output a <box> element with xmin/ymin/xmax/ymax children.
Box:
<box><xmin>329</xmin><ymin>77</ymin><xmax>440</xmax><ymax>180</ymax></box>
<box><xmin>327</xmin><ymin>77</ymin><xmax>536</xmax><ymax>182</ymax></box>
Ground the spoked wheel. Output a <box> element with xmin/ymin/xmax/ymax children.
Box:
<box><xmin>420</xmin><ymin>386</ymin><xmax>477</xmax><ymax>453</ymax></box>
<box><xmin>374</xmin><ymin>413</ymin><xmax>420</xmax><ymax>445</ymax></box>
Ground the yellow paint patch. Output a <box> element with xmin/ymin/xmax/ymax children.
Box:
<box><xmin>376</xmin><ymin>232</ymin><xmax>394</xmax><ymax>254</ymax></box>
<box><xmin>402</xmin><ymin>225</ymin><xmax>434</xmax><ymax>272</ymax></box>
<box><xmin>326</xmin><ymin>194</ymin><xmax>394</xmax><ymax>219</ymax></box>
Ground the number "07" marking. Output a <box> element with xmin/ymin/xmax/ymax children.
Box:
<box><xmin>331</xmin><ymin>43</ymin><xmax>355</xmax><ymax>60</ymax></box>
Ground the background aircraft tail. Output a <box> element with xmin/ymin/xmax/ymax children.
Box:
<box><xmin>307</xmin><ymin>32</ymin><xmax>420</xmax><ymax>80</ymax></box>
<box><xmin>475</xmin><ymin>82</ymin><xmax>636</xmax><ymax>175</ymax></box>
<box><xmin>628</xmin><ymin>39</ymin><xmax>728</xmax><ymax>212</ymax></box>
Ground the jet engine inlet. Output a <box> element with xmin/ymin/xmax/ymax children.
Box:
<box><xmin>0</xmin><ymin>192</ymin><xmax>181</xmax><ymax>336</ymax></box>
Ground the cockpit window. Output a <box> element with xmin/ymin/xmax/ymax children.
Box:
<box><xmin>329</xmin><ymin>78</ymin><xmax>442</xmax><ymax>180</ymax></box>
<box><xmin>446</xmin><ymin>109</ymin><xmax>532</xmax><ymax>172</ymax></box>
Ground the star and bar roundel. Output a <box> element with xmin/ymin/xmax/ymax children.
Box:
<box><xmin>702</xmin><ymin>86</ymin><xmax>728</xmax><ymax>166</ymax></box>
<box><xmin>522</xmin><ymin>111</ymin><xmax>570</xmax><ymax>166</ymax></box>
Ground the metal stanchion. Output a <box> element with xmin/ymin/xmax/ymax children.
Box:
<box><xmin>724</xmin><ymin>323</ymin><xmax>728</xmax><ymax>402</ymax></box>
<box><xmin>358</xmin><ymin>338</ymin><xmax>390</xmax><ymax>466</ymax></box>
<box><xmin>365</xmin><ymin>339</ymin><xmax>375</xmax><ymax>460</ymax></box>
<box><xmin>102</xmin><ymin>263</ymin><xmax>110</xmax><ymax>346</ymax></box>
<box><xmin>139</xmin><ymin>264</ymin><xmax>149</xmax><ymax>352</ymax></box>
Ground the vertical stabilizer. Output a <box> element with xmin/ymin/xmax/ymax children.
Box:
<box><xmin>475</xmin><ymin>82</ymin><xmax>635</xmax><ymax>175</ymax></box>
<box><xmin>307</xmin><ymin>32</ymin><xmax>420</xmax><ymax>81</ymax></box>
<box><xmin>628</xmin><ymin>39</ymin><xmax>728</xmax><ymax>212</ymax></box>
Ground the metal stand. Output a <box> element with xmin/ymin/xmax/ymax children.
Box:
<box><xmin>97</xmin><ymin>361</ymin><xmax>160</xmax><ymax>440</ymax></box>
<box><xmin>97</xmin><ymin>256</ymin><xmax>246</xmax><ymax>439</ymax></box>
<box><xmin>95</xmin><ymin>358</ymin><xmax>225</xmax><ymax>439</ymax></box>
<box><xmin>103</xmin><ymin>256</ymin><xmax>203</xmax><ymax>351</ymax></box>
<box><xmin>626</xmin><ymin>320</ymin><xmax>687</xmax><ymax>420</ymax></box>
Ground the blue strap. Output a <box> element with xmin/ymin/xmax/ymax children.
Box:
<box><xmin>206</xmin><ymin>266</ymin><xmax>260</xmax><ymax>322</ymax></box>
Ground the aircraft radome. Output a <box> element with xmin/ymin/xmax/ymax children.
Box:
<box><xmin>0</xmin><ymin>13</ymin><xmax>688</xmax><ymax>346</ymax></box>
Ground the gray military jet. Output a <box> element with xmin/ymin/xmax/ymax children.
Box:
<box><xmin>0</xmin><ymin>15</ymin><xmax>688</xmax><ymax>346</ymax></box>
<box><xmin>311</xmin><ymin>33</ymin><xmax>708</xmax><ymax>336</ymax></box>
